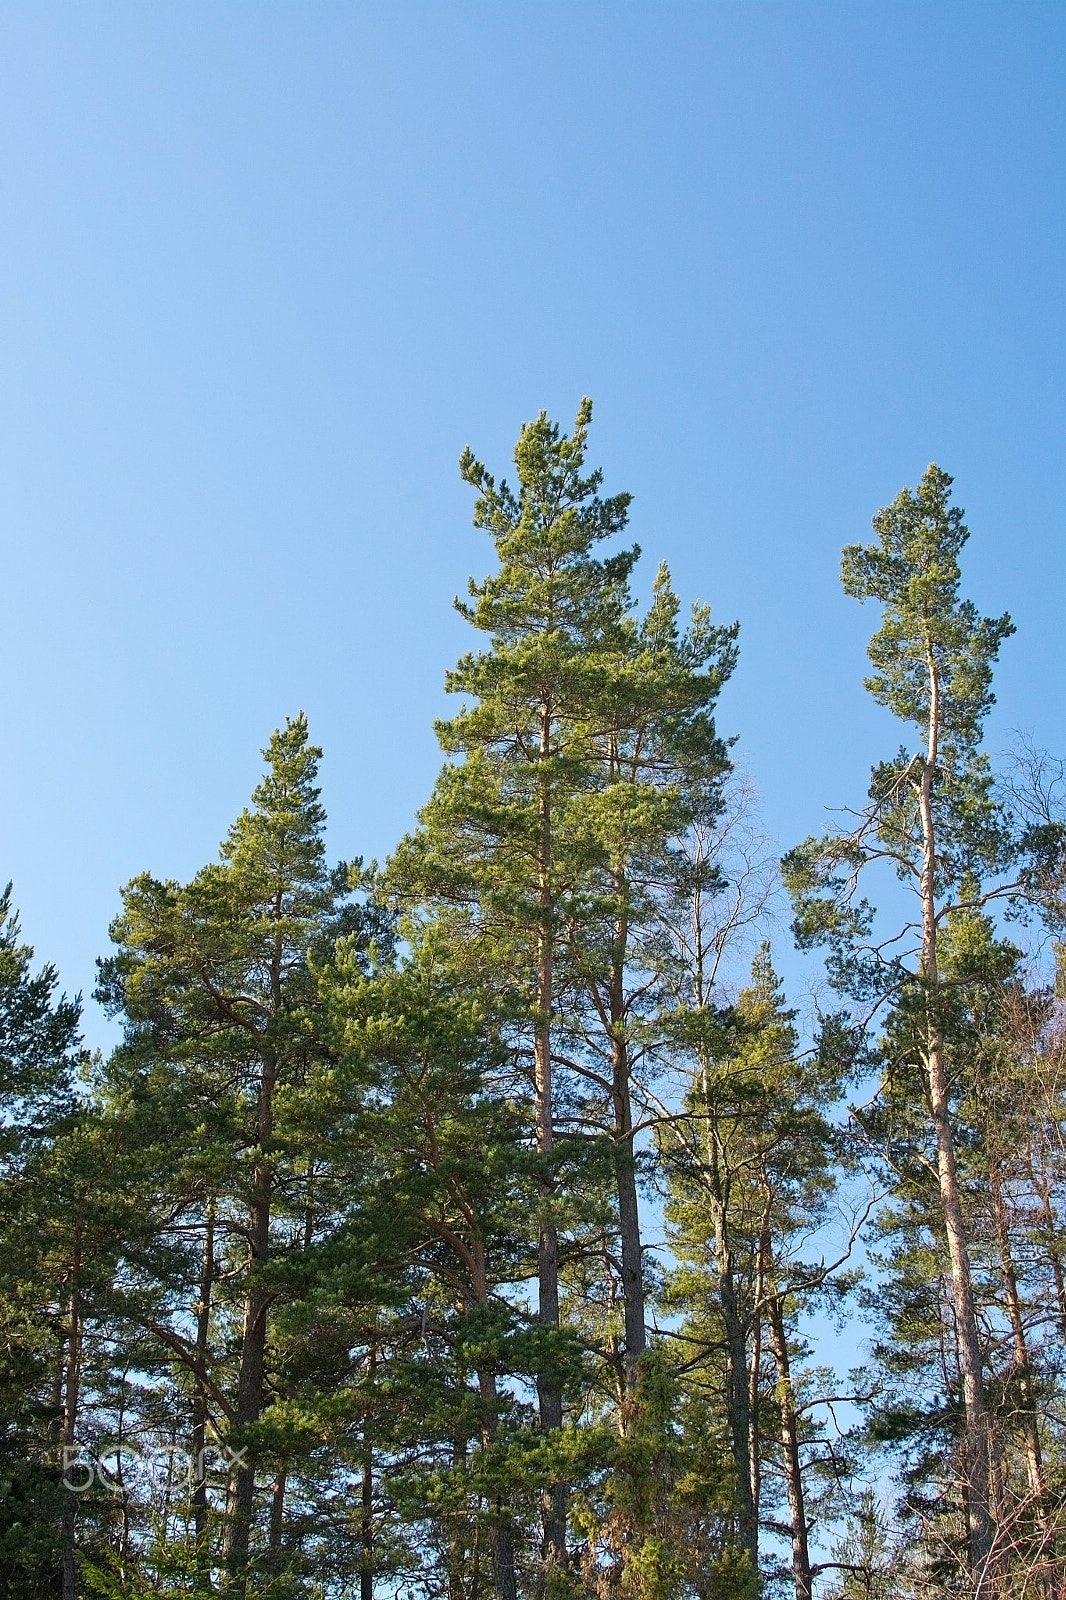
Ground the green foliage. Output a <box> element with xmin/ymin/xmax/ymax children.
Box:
<box><xmin>4</xmin><ymin>431</ymin><xmax>1065</xmax><ymax>1600</ymax></box>
<box><xmin>0</xmin><ymin>887</ymin><xmax>87</xmax><ymax>1593</ymax></box>
<box><xmin>840</xmin><ymin>464</ymin><xmax>1013</xmax><ymax>755</ymax></box>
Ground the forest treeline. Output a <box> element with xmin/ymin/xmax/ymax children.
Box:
<box><xmin>2</xmin><ymin>402</ymin><xmax>1065</xmax><ymax>1600</ymax></box>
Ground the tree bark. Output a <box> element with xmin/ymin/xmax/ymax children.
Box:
<box><xmin>192</xmin><ymin>1199</ymin><xmax>215</xmax><ymax>1564</ymax></box>
<box><xmin>700</xmin><ymin>1069</ymin><xmax>759</xmax><ymax>1580</ymax></box>
<box><xmin>478</xmin><ymin>1366</ymin><xmax>519</xmax><ymax>1600</ymax></box>
<box><xmin>61</xmin><ymin>1248</ymin><xmax>83</xmax><ymax>1600</ymax></box>
<box><xmin>749</xmin><ymin>1203</ymin><xmax>769</xmax><ymax>1547</ymax></box>
<box><xmin>268</xmin><ymin>1466</ymin><xmax>286</xmax><ymax>1571</ymax></box>
<box><xmin>225</xmin><ymin>904</ymin><xmax>283</xmax><ymax>1590</ymax></box>
<box><xmin>765</xmin><ymin>1288</ymin><xmax>812</xmax><ymax>1600</ymax></box>
<box><xmin>535</xmin><ymin>705</ymin><xmax>567</xmax><ymax>1575</ymax></box>
<box><xmin>608</xmin><ymin>892</ymin><xmax>646</xmax><ymax>1392</ymax></box>
<box><xmin>224</xmin><ymin>1075</ymin><xmax>274</xmax><ymax>1582</ymax></box>
<box><xmin>360</xmin><ymin>1453</ymin><xmax>374</xmax><ymax>1600</ymax></box>
<box><xmin>446</xmin><ymin>1437</ymin><xmax>468</xmax><ymax>1600</ymax></box>
<box><xmin>988</xmin><ymin>1163</ymin><xmax>1045</xmax><ymax>1505</ymax></box>
<box><xmin>917</xmin><ymin>652</ymin><xmax>992</xmax><ymax>1581</ymax></box>
<box><xmin>1028</xmin><ymin>1150</ymin><xmax>1066</xmax><ymax>1346</ymax></box>
<box><xmin>225</xmin><ymin>900</ymin><xmax>290</xmax><ymax>1587</ymax></box>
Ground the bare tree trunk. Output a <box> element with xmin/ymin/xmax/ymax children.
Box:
<box><xmin>765</xmin><ymin>1289</ymin><xmax>812</xmax><ymax>1600</ymax></box>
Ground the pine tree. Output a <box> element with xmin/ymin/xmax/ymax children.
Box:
<box><xmin>322</xmin><ymin>932</ymin><xmax>541</xmax><ymax>1600</ymax></box>
<box><xmin>390</xmin><ymin>403</ymin><xmax>741</xmax><ymax>1592</ymax></box>
<box><xmin>96</xmin><ymin>715</ymin><xmax>388</xmax><ymax>1591</ymax></box>
<box><xmin>559</xmin><ymin>563</ymin><xmax>736</xmax><ymax>1396</ymax></box>
<box><xmin>860</xmin><ymin>903</ymin><xmax>1066</xmax><ymax>1591</ymax></box>
<box><xmin>389</xmin><ymin>400</ymin><xmax>636</xmax><ymax>1576</ymax></box>
<box><xmin>0</xmin><ymin>887</ymin><xmax>85</xmax><ymax>1596</ymax></box>
<box><xmin>663</xmin><ymin>946</ymin><xmax>848</xmax><ymax>1599</ymax></box>
<box><xmin>783</xmin><ymin>465</ymin><xmax>1033</xmax><ymax>1585</ymax></box>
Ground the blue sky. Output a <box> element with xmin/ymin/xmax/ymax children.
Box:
<box><xmin>2</xmin><ymin>1</ymin><xmax>1063</xmax><ymax>1050</ymax></box>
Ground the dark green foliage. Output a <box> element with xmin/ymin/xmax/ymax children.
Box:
<box><xmin>0</xmin><ymin>889</ymin><xmax>85</xmax><ymax>1593</ymax></box>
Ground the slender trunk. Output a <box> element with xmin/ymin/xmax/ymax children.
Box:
<box><xmin>609</xmin><ymin>900</ymin><xmax>646</xmax><ymax>1390</ymax></box>
<box><xmin>535</xmin><ymin>704</ymin><xmax>567</xmax><ymax>1574</ymax></box>
<box><xmin>360</xmin><ymin>1453</ymin><xmax>374</xmax><ymax>1600</ymax></box>
<box><xmin>1028</xmin><ymin>1151</ymin><xmax>1066</xmax><ymax>1345</ymax></box>
<box><xmin>225</xmin><ymin>1102</ymin><xmax>274</xmax><ymax>1580</ymax></box>
<box><xmin>713</xmin><ymin>1235</ymin><xmax>755</xmax><ymax>1574</ymax></box>
<box><xmin>192</xmin><ymin>1199</ymin><xmax>215</xmax><ymax>1560</ymax></box>
<box><xmin>715</xmin><ymin>1211</ymin><xmax>758</xmax><ymax>1574</ymax></box>
<box><xmin>61</xmin><ymin>1244</ymin><xmax>83</xmax><ymax>1600</ymax></box>
<box><xmin>268</xmin><ymin>1466</ymin><xmax>286</xmax><ymax>1570</ymax></box>
<box><xmin>303</xmin><ymin>1161</ymin><xmax>316</xmax><ymax>1251</ymax></box>
<box><xmin>602</xmin><ymin>1242</ymin><xmax>626</xmax><ymax>1411</ymax></box>
<box><xmin>226</xmin><ymin>1046</ymin><xmax>280</xmax><ymax>1586</ymax></box>
<box><xmin>360</xmin><ymin>1340</ymin><xmax>377</xmax><ymax>1600</ymax></box>
<box><xmin>749</xmin><ymin>1199</ymin><xmax>771</xmax><ymax>1549</ymax></box>
<box><xmin>447</xmin><ymin>1437</ymin><xmax>468</xmax><ymax>1600</ymax></box>
<box><xmin>917</xmin><ymin>655</ymin><xmax>992</xmax><ymax>1580</ymax></box>
<box><xmin>113</xmin><ymin>1392</ymin><xmax>131</xmax><ymax>1582</ymax></box>
<box><xmin>478</xmin><ymin>1366</ymin><xmax>520</xmax><ymax>1600</ymax></box>
<box><xmin>225</xmin><ymin>906</ymin><xmax>286</xmax><ymax>1586</ymax></box>
<box><xmin>161</xmin><ymin>1411</ymin><xmax>179</xmax><ymax>1564</ymax></box>
<box><xmin>701</xmin><ymin>1067</ymin><xmax>758</xmax><ymax>1578</ymax></box>
<box><xmin>765</xmin><ymin>1288</ymin><xmax>812</xmax><ymax>1600</ymax></box>
<box><xmin>988</xmin><ymin>1164</ymin><xmax>1046</xmax><ymax>1504</ymax></box>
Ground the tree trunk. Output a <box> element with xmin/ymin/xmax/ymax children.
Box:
<box><xmin>1028</xmin><ymin>1150</ymin><xmax>1066</xmax><ymax>1345</ymax></box>
<box><xmin>602</xmin><ymin>845</ymin><xmax>646</xmax><ymax>1396</ymax></box>
<box><xmin>610</xmin><ymin>1008</ymin><xmax>646</xmax><ymax>1389</ymax></box>
<box><xmin>447</xmin><ymin>1437</ymin><xmax>469</xmax><ymax>1600</ymax></box>
<box><xmin>192</xmin><ymin>1200</ymin><xmax>215</xmax><ymax>1563</ymax></box>
<box><xmin>359</xmin><ymin>1338</ymin><xmax>377</xmax><ymax>1600</ymax></box>
<box><xmin>61</xmin><ymin>1261</ymin><xmax>83</xmax><ymax>1600</ymax></box>
<box><xmin>360</xmin><ymin>1452</ymin><xmax>374</xmax><ymax>1600</ymax></box>
<box><xmin>715</xmin><ymin>1210</ymin><xmax>758</xmax><ymax>1576</ymax></box>
<box><xmin>749</xmin><ymin>1203</ymin><xmax>769</xmax><ymax>1548</ymax></box>
<box><xmin>268</xmin><ymin>1466</ymin><xmax>286</xmax><ymax>1571</ymax></box>
<box><xmin>535</xmin><ymin>709</ymin><xmax>567</xmax><ymax>1575</ymax></box>
<box><xmin>225</xmin><ymin>1043</ymin><xmax>278</xmax><ymax>1585</ymax></box>
<box><xmin>701</xmin><ymin>1072</ymin><xmax>759</xmax><ymax>1579</ymax></box>
<box><xmin>478</xmin><ymin>1366</ymin><xmax>520</xmax><ymax>1600</ymax></box>
<box><xmin>988</xmin><ymin>1164</ymin><xmax>1046</xmax><ymax>1505</ymax></box>
<box><xmin>765</xmin><ymin>1288</ymin><xmax>812</xmax><ymax>1600</ymax></box>
<box><xmin>916</xmin><ymin>659</ymin><xmax>992</xmax><ymax>1582</ymax></box>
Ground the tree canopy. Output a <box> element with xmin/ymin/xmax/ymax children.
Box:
<box><xmin>2</xmin><ymin>416</ymin><xmax>1064</xmax><ymax>1600</ymax></box>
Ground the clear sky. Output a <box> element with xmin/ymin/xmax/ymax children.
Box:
<box><xmin>2</xmin><ymin>1</ymin><xmax>1063</xmax><ymax>1051</ymax></box>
